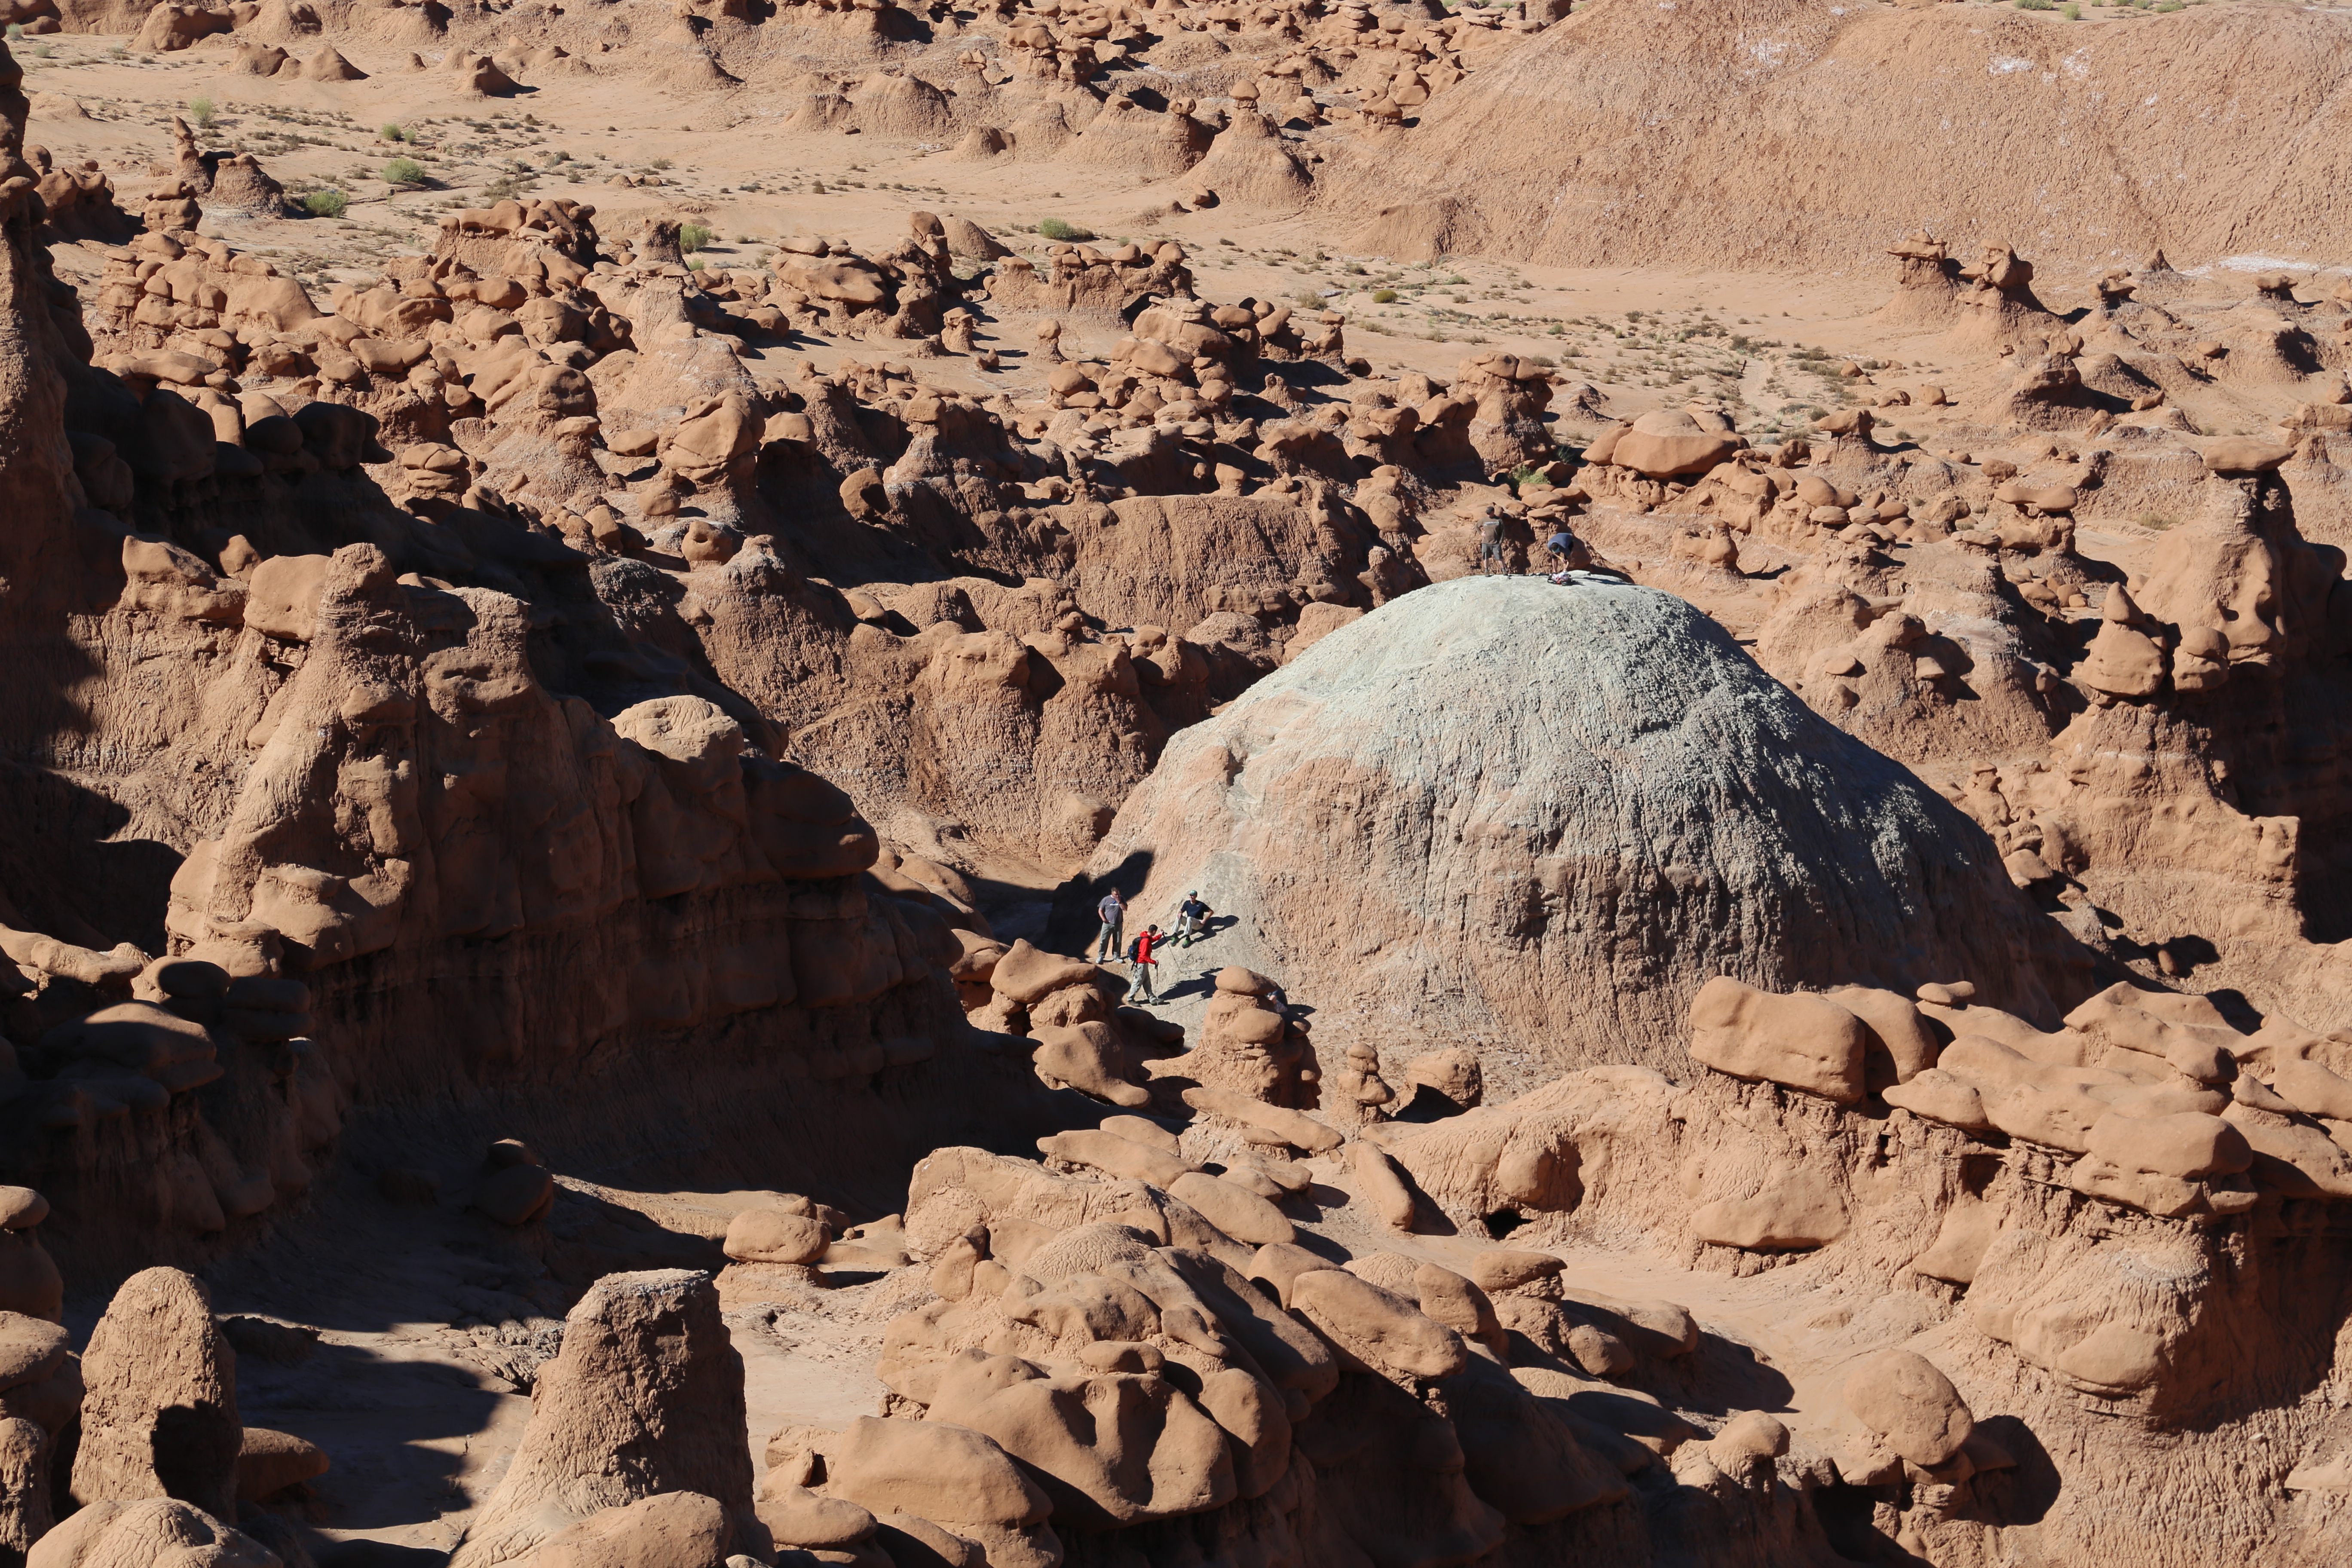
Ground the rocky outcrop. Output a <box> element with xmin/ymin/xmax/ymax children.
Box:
<box><xmin>67</xmin><ymin>1268</ymin><xmax>239</xmax><ymax>1518</ymax></box>
<box><xmin>1088</xmin><ymin>575</ymin><xmax>2079</xmax><ymax>1086</ymax></box>
<box><xmin>451</xmin><ymin>1271</ymin><xmax>754</xmax><ymax>1568</ymax></box>
<box><xmin>27</xmin><ymin>1501</ymin><xmax>278</xmax><ymax>1568</ymax></box>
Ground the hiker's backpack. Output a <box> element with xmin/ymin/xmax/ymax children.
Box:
<box><xmin>1126</xmin><ymin>934</ymin><xmax>1146</xmax><ymax>962</ymax></box>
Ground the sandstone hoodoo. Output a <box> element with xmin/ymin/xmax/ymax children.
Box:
<box><xmin>2</xmin><ymin>0</ymin><xmax>2351</xmax><ymax>1562</ymax></box>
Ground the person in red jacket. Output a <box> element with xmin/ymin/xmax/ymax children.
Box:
<box><xmin>1127</xmin><ymin>924</ymin><xmax>1166</xmax><ymax>1002</ymax></box>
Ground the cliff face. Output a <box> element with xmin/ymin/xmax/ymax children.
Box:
<box><xmin>1316</xmin><ymin>0</ymin><xmax>2352</xmax><ymax>272</ymax></box>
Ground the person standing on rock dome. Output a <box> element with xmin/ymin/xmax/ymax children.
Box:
<box><xmin>1128</xmin><ymin>924</ymin><xmax>1166</xmax><ymax>1002</ymax></box>
<box><xmin>1175</xmin><ymin>891</ymin><xmax>1212</xmax><ymax>947</ymax></box>
<box><xmin>1095</xmin><ymin>887</ymin><xmax>1127</xmax><ymax>962</ymax></box>
<box><xmin>1477</xmin><ymin>508</ymin><xmax>1510</xmax><ymax>576</ymax></box>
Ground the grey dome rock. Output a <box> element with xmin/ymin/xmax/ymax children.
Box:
<box><xmin>1087</xmin><ymin>576</ymin><xmax>2082</xmax><ymax>1085</ymax></box>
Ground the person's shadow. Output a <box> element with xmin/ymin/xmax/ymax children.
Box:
<box><xmin>1157</xmin><ymin>967</ymin><xmax>1221</xmax><ymax>1003</ymax></box>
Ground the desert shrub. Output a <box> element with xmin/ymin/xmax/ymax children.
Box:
<box><xmin>679</xmin><ymin>223</ymin><xmax>712</xmax><ymax>254</ymax></box>
<box><xmin>2014</xmin><ymin>0</ymin><xmax>2055</xmax><ymax>10</ymax></box>
<box><xmin>383</xmin><ymin>157</ymin><xmax>428</xmax><ymax>187</ymax></box>
<box><xmin>1372</xmin><ymin>288</ymin><xmax>1398</xmax><ymax>303</ymax></box>
<box><xmin>188</xmin><ymin>97</ymin><xmax>216</xmax><ymax>128</ymax></box>
<box><xmin>1035</xmin><ymin>217</ymin><xmax>1095</xmax><ymax>242</ymax></box>
<box><xmin>302</xmin><ymin>188</ymin><xmax>349</xmax><ymax>219</ymax></box>
<box><xmin>381</xmin><ymin>123</ymin><xmax>409</xmax><ymax>142</ymax></box>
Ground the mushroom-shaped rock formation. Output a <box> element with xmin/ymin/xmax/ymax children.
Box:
<box><xmin>1087</xmin><ymin>576</ymin><xmax>2074</xmax><ymax>1079</ymax></box>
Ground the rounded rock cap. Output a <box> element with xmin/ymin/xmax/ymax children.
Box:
<box><xmin>2203</xmin><ymin>437</ymin><xmax>2293</xmax><ymax>475</ymax></box>
<box><xmin>1215</xmin><ymin>966</ymin><xmax>1279</xmax><ymax>997</ymax></box>
<box><xmin>0</xmin><ymin>1188</ymin><xmax>50</xmax><ymax>1231</ymax></box>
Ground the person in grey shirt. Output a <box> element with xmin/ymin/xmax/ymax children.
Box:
<box><xmin>1094</xmin><ymin>887</ymin><xmax>1126</xmax><ymax>962</ymax></box>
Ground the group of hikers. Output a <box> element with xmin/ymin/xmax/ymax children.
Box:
<box><xmin>1477</xmin><ymin>507</ymin><xmax>1586</xmax><ymax>582</ymax></box>
<box><xmin>1090</xmin><ymin>886</ymin><xmax>1213</xmax><ymax>1003</ymax></box>
<box><xmin>1476</xmin><ymin>508</ymin><xmax>1637</xmax><ymax>587</ymax></box>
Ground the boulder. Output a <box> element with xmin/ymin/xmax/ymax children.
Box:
<box><xmin>0</xmin><ymin>1230</ymin><xmax>61</xmax><ymax>1323</ymax></box>
<box><xmin>512</xmin><ymin>1492</ymin><xmax>736</xmax><ymax>1568</ymax></box>
<box><xmin>723</xmin><ymin>1210</ymin><xmax>832</xmax><ymax>1265</ymax></box>
<box><xmin>1706</xmin><ymin>1410</ymin><xmax>1788</xmax><ymax>1470</ymax></box>
<box><xmin>756</xmin><ymin>1482</ymin><xmax>874</xmax><ymax>1551</ymax></box>
<box><xmin>1842</xmin><ymin>1350</ymin><xmax>1973</xmax><ymax>1466</ymax></box>
<box><xmin>1348</xmin><ymin>1139</ymin><xmax>1420</xmax><ymax>1230</ymax></box>
<box><xmin>920</xmin><ymin>1350</ymin><xmax>1236</xmax><ymax>1528</ymax></box>
<box><xmin>234</xmin><ymin>1428</ymin><xmax>329</xmax><ymax>1501</ymax></box>
<box><xmin>476</xmin><ymin>1164</ymin><xmax>556</xmax><ymax>1226</ymax></box>
<box><xmin>2203</xmin><ymin>438</ymin><xmax>2293</xmax><ymax>474</ymax></box>
<box><xmin>1690</xmin><ymin>1168</ymin><xmax>1848</xmax><ymax>1251</ymax></box>
<box><xmin>2086</xmin><ymin>1111</ymin><xmax>2252</xmax><ymax>1180</ymax></box>
<box><xmin>1688</xmin><ymin>977</ymin><xmax>1868</xmax><ymax>1102</ymax></box>
<box><xmin>1038</xmin><ymin>1129</ymin><xmax>1192</xmax><ymax>1188</ymax></box>
<box><xmin>1167</xmin><ymin>1172</ymin><xmax>1294</xmax><ymax>1245</ymax></box>
<box><xmin>821</xmin><ymin>1416</ymin><xmax>1051</xmax><ymax>1529</ymax></box>
<box><xmin>29</xmin><ymin>1501</ymin><xmax>277</xmax><ymax>1568</ymax></box>
<box><xmin>1610</xmin><ymin>410</ymin><xmax>1740</xmax><ymax>478</ymax></box>
<box><xmin>1289</xmin><ymin>1268</ymin><xmax>1467</xmax><ymax>1382</ymax></box>
<box><xmin>1413</xmin><ymin>1264</ymin><xmax>1504</xmax><ymax>1357</ymax></box>
<box><xmin>1468</xmin><ymin>1250</ymin><xmax>1564</xmax><ymax>1293</ymax></box>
